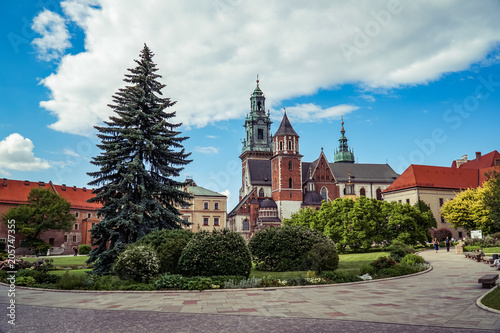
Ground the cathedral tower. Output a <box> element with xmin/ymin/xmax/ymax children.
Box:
<box><xmin>271</xmin><ymin>110</ymin><xmax>303</xmax><ymax>220</ymax></box>
<box><xmin>333</xmin><ymin>115</ymin><xmax>355</xmax><ymax>163</ymax></box>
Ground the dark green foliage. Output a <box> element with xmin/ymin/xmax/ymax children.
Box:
<box><xmin>154</xmin><ymin>274</ymin><xmax>185</xmax><ymax>290</ymax></box>
<box><xmin>2</xmin><ymin>188</ymin><xmax>75</xmax><ymax>241</ymax></box>
<box><xmin>113</xmin><ymin>244</ymin><xmax>159</xmax><ymax>283</ymax></box>
<box><xmin>87</xmin><ymin>44</ymin><xmax>192</xmax><ymax>275</ymax></box>
<box><xmin>136</xmin><ymin>229</ymin><xmax>193</xmax><ymax>274</ymax></box>
<box><xmin>18</xmin><ymin>269</ymin><xmax>60</xmax><ymax>284</ymax></box>
<box><xmin>307</xmin><ymin>241</ymin><xmax>339</xmax><ymax>274</ymax></box>
<box><xmin>321</xmin><ymin>270</ymin><xmax>362</xmax><ymax>283</ymax></box>
<box><xmin>387</xmin><ymin>241</ymin><xmax>414</xmax><ymax>262</ymax></box>
<box><xmin>178</xmin><ymin>229</ymin><xmax>251</xmax><ymax>277</ymax></box>
<box><xmin>78</xmin><ymin>244</ymin><xmax>92</xmax><ymax>255</ymax></box>
<box><xmin>154</xmin><ymin>274</ymin><xmax>226</xmax><ymax>290</ymax></box>
<box><xmin>16</xmin><ymin>276</ymin><xmax>36</xmax><ymax>286</ymax></box>
<box><xmin>0</xmin><ymin>241</ymin><xmax>5</xmax><ymax>253</ymax></box>
<box><xmin>483</xmin><ymin>170</ymin><xmax>500</xmax><ymax>234</ymax></box>
<box><xmin>370</xmin><ymin>256</ymin><xmax>397</xmax><ymax>271</ymax></box>
<box><xmin>57</xmin><ymin>271</ymin><xmax>88</xmax><ymax>290</ymax></box>
<box><xmin>376</xmin><ymin>268</ymin><xmax>401</xmax><ymax>278</ymax></box>
<box><xmin>400</xmin><ymin>254</ymin><xmax>425</xmax><ymax>266</ymax></box>
<box><xmin>249</xmin><ymin>225</ymin><xmax>334</xmax><ymax>271</ymax></box>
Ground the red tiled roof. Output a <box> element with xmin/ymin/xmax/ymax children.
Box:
<box><xmin>0</xmin><ymin>178</ymin><xmax>100</xmax><ymax>210</ymax></box>
<box><xmin>458</xmin><ymin>150</ymin><xmax>500</xmax><ymax>169</ymax></box>
<box><xmin>382</xmin><ymin>165</ymin><xmax>479</xmax><ymax>193</ymax></box>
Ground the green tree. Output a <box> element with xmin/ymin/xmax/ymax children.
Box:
<box><xmin>2</xmin><ymin>188</ymin><xmax>74</xmax><ymax>248</ymax></box>
<box><xmin>482</xmin><ymin>170</ymin><xmax>500</xmax><ymax>234</ymax></box>
<box><xmin>87</xmin><ymin>44</ymin><xmax>192</xmax><ymax>275</ymax></box>
<box><xmin>441</xmin><ymin>187</ymin><xmax>489</xmax><ymax>235</ymax></box>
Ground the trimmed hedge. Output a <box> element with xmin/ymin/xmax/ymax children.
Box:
<box><xmin>249</xmin><ymin>225</ymin><xmax>338</xmax><ymax>272</ymax></box>
<box><xmin>178</xmin><ymin>229</ymin><xmax>252</xmax><ymax>278</ymax></box>
<box><xmin>78</xmin><ymin>244</ymin><xmax>92</xmax><ymax>255</ymax></box>
<box><xmin>113</xmin><ymin>244</ymin><xmax>159</xmax><ymax>283</ymax></box>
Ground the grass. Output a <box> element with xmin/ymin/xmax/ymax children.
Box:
<box><xmin>23</xmin><ymin>256</ymin><xmax>91</xmax><ymax>268</ymax></box>
<box><xmin>483</xmin><ymin>247</ymin><xmax>500</xmax><ymax>254</ymax></box>
<box><xmin>49</xmin><ymin>269</ymin><xmax>91</xmax><ymax>277</ymax></box>
<box><xmin>481</xmin><ymin>286</ymin><xmax>500</xmax><ymax>310</ymax></box>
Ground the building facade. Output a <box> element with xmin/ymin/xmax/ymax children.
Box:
<box><xmin>228</xmin><ymin>80</ymin><xmax>398</xmax><ymax>240</ymax></box>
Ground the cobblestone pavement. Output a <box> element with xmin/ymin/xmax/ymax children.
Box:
<box><xmin>0</xmin><ymin>249</ymin><xmax>499</xmax><ymax>332</ymax></box>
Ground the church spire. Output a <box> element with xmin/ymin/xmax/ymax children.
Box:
<box><xmin>334</xmin><ymin>113</ymin><xmax>355</xmax><ymax>163</ymax></box>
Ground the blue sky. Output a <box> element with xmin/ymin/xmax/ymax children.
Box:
<box><xmin>1</xmin><ymin>0</ymin><xmax>500</xmax><ymax>210</ymax></box>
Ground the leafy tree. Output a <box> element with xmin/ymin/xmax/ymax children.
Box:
<box><xmin>87</xmin><ymin>44</ymin><xmax>192</xmax><ymax>275</ymax></box>
<box><xmin>2</xmin><ymin>188</ymin><xmax>74</xmax><ymax>248</ymax></box>
<box><xmin>441</xmin><ymin>187</ymin><xmax>489</xmax><ymax>235</ymax></box>
<box><xmin>431</xmin><ymin>228</ymin><xmax>452</xmax><ymax>242</ymax></box>
<box><xmin>482</xmin><ymin>170</ymin><xmax>500</xmax><ymax>234</ymax></box>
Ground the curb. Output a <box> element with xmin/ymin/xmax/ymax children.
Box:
<box><xmin>475</xmin><ymin>285</ymin><xmax>500</xmax><ymax>315</ymax></box>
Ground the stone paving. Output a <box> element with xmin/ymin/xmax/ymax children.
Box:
<box><xmin>1</xmin><ymin>249</ymin><xmax>499</xmax><ymax>331</ymax></box>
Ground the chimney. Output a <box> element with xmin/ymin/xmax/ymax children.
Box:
<box><xmin>38</xmin><ymin>181</ymin><xmax>45</xmax><ymax>187</ymax></box>
<box><xmin>24</xmin><ymin>180</ymin><xmax>29</xmax><ymax>186</ymax></box>
<box><xmin>2</xmin><ymin>178</ymin><xmax>6</xmax><ymax>186</ymax></box>
<box><xmin>73</xmin><ymin>186</ymin><xmax>77</xmax><ymax>191</ymax></box>
<box><xmin>476</xmin><ymin>152</ymin><xmax>481</xmax><ymax>159</ymax></box>
<box><xmin>82</xmin><ymin>187</ymin><xmax>86</xmax><ymax>192</ymax></box>
<box><xmin>61</xmin><ymin>184</ymin><xmax>66</xmax><ymax>191</ymax></box>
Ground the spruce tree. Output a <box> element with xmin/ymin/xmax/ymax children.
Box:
<box><xmin>87</xmin><ymin>44</ymin><xmax>192</xmax><ymax>274</ymax></box>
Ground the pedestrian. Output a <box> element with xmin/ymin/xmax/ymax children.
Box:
<box><xmin>47</xmin><ymin>248</ymin><xmax>50</xmax><ymax>256</ymax></box>
<box><xmin>433</xmin><ymin>238</ymin><xmax>439</xmax><ymax>253</ymax></box>
<box><xmin>73</xmin><ymin>246</ymin><xmax>78</xmax><ymax>256</ymax></box>
<box><xmin>445</xmin><ymin>237</ymin><xmax>450</xmax><ymax>252</ymax></box>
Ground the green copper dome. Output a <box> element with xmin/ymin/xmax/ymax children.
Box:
<box><xmin>333</xmin><ymin>116</ymin><xmax>355</xmax><ymax>163</ymax></box>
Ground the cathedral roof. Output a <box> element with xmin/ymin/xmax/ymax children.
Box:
<box><xmin>248</xmin><ymin>160</ymin><xmax>272</xmax><ymax>185</ymax></box>
<box><xmin>453</xmin><ymin>150</ymin><xmax>500</xmax><ymax>169</ymax></box>
<box><xmin>329</xmin><ymin>163</ymin><xmax>399</xmax><ymax>183</ymax></box>
<box><xmin>275</xmin><ymin>112</ymin><xmax>298</xmax><ymax>137</ymax></box>
<box><xmin>303</xmin><ymin>191</ymin><xmax>323</xmax><ymax>205</ymax></box>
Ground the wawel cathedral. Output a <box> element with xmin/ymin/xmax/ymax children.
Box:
<box><xmin>227</xmin><ymin>79</ymin><xmax>398</xmax><ymax>240</ymax></box>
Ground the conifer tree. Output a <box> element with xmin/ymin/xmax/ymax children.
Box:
<box><xmin>87</xmin><ymin>44</ymin><xmax>192</xmax><ymax>274</ymax></box>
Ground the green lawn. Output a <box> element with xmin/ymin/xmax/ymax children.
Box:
<box><xmin>49</xmin><ymin>269</ymin><xmax>91</xmax><ymax>277</ymax></box>
<box><xmin>483</xmin><ymin>247</ymin><xmax>500</xmax><ymax>254</ymax></box>
<box><xmin>481</xmin><ymin>287</ymin><xmax>500</xmax><ymax>310</ymax></box>
<box><xmin>23</xmin><ymin>256</ymin><xmax>91</xmax><ymax>268</ymax></box>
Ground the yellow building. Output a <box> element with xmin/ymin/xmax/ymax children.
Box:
<box><xmin>179</xmin><ymin>178</ymin><xmax>227</xmax><ymax>232</ymax></box>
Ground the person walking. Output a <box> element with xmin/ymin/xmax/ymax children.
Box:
<box><xmin>433</xmin><ymin>238</ymin><xmax>439</xmax><ymax>253</ymax></box>
<box><xmin>73</xmin><ymin>246</ymin><xmax>78</xmax><ymax>256</ymax></box>
<box><xmin>445</xmin><ymin>237</ymin><xmax>450</xmax><ymax>252</ymax></box>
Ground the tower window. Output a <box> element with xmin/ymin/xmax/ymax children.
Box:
<box><xmin>258</xmin><ymin>129</ymin><xmax>263</xmax><ymax>140</ymax></box>
<box><xmin>376</xmin><ymin>188</ymin><xmax>382</xmax><ymax>200</ymax></box>
<box><xmin>287</xmin><ymin>141</ymin><xmax>292</xmax><ymax>150</ymax></box>
<box><xmin>360</xmin><ymin>188</ymin><xmax>366</xmax><ymax>197</ymax></box>
<box><xmin>289</xmin><ymin>177</ymin><xmax>293</xmax><ymax>188</ymax></box>
<box><xmin>259</xmin><ymin>188</ymin><xmax>264</xmax><ymax>197</ymax></box>
<box><xmin>321</xmin><ymin>187</ymin><xmax>328</xmax><ymax>201</ymax></box>
<box><xmin>279</xmin><ymin>141</ymin><xmax>283</xmax><ymax>151</ymax></box>
<box><xmin>288</xmin><ymin>161</ymin><xmax>292</xmax><ymax>170</ymax></box>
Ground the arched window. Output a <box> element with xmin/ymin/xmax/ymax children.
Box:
<box><xmin>288</xmin><ymin>161</ymin><xmax>292</xmax><ymax>170</ymax></box>
<box><xmin>360</xmin><ymin>188</ymin><xmax>366</xmax><ymax>197</ymax></box>
<box><xmin>376</xmin><ymin>188</ymin><xmax>382</xmax><ymax>200</ymax></box>
<box><xmin>287</xmin><ymin>140</ymin><xmax>292</xmax><ymax>150</ymax></box>
<box><xmin>242</xmin><ymin>219</ymin><xmax>249</xmax><ymax>231</ymax></box>
<box><xmin>289</xmin><ymin>177</ymin><xmax>293</xmax><ymax>188</ymax></box>
<box><xmin>321</xmin><ymin>187</ymin><xmax>328</xmax><ymax>202</ymax></box>
<box><xmin>259</xmin><ymin>188</ymin><xmax>265</xmax><ymax>197</ymax></box>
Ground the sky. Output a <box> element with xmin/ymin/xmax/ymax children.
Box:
<box><xmin>1</xmin><ymin>0</ymin><xmax>500</xmax><ymax>210</ymax></box>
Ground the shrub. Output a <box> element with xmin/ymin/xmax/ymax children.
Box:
<box><xmin>249</xmin><ymin>225</ymin><xmax>334</xmax><ymax>271</ymax></box>
<box><xmin>113</xmin><ymin>244</ymin><xmax>159</xmax><ymax>283</ymax></box>
<box><xmin>371</xmin><ymin>256</ymin><xmax>397</xmax><ymax>271</ymax></box>
<box><xmin>400</xmin><ymin>254</ymin><xmax>425</xmax><ymax>266</ymax></box>
<box><xmin>57</xmin><ymin>271</ymin><xmax>87</xmax><ymax>290</ymax></box>
<box><xmin>78</xmin><ymin>244</ymin><xmax>92</xmax><ymax>255</ymax></box>
<box><xmin>376</xmin><ymin>268</ymin><xmax>401</xmax><ymax>278</ymax></box>
<box><xmin>359</xmin><ymin>263</ymin><xmax>376</xmax><ymax>276</ymax></box>
<box><xmin>137</xmin><ymin>229</ymin><xmax>193</xmax><ymax>274</ymax></box>
<box><xmin>321</xmin><ymin>270</ymin><xmax>362</xmax><ymax>283</ymax></box>
<box><xmin>431</xmin><ymin>228</ymin><xmax>453</xmax><ymax>242</ymax></box>
<box><xmin>186</xmin><ymin>277</ymin><xmax>214</xmax><ymax>291</ymax></box>
<box><xmin>387</xmin><ymin>241</ymin><xmax>414</xmax><ymax>262</ymax></box>
<box><xmin>16</xmin><ymin>276</ymin><xmax>36</xmax><ymax>286</ymax></box>
<box><xmin>178</xmin><ymin>229</ymin><xmax>251</xmax><ymax>277</ymax></box>
<box><xmin>154</xmin><ymin>274</ymin><xmax>186</xmax><ymax>290</ymax></box>
<box><xmin>307</xmin><ymin>241</ymin><xmax>339</xmax><ymax>274</ymax></box>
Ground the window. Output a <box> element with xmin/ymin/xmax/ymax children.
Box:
<box><xmin>439</xmin><ymin>198</ymin><xmax>444</xmax><ymax>207</ymax></box>
<box><xmin>279</xmin><ymin>141</ymin><xmax>283</xmax><ymax>151</ymax></box>
<box><xmin>289</xmin><ymin>177</ymin><xmax>293</xmax><ymax>188</ymax></box>
<box><xmin>321</xmin><ymin>187</ymin><xmax>328</xmax><ymax>201</ymax></box>
<box><xmin>376</xmin><ymin>188</ymin><xmax>382</xmax><ymax>200</ymax></box>
<box><xmin>204</xmin><ymin>202</ymin><xmax>209</xmax><ymax>210</ymax></box>
<box><xmin>287</xmin><ymin>140</ymin><xmax>292</xmax><ymax>150</ymax></box>
<box><xmin>288</xmin><ymin>161</ymin><xmax>292</xmax><ymax>170</ymax></box>
<box><xmin>258</xmin><ymin>129</ymin><xmax>263</xmax><ymax>140</ymax></box>
<box><xmin>259</xmin><ymin>188</ymin><xmax>264</xmax><ymax>197</ymax></box>
<box><xmin>203</xmin><ymin>217</ymin><xmax>209</xmax><ymax>226</ymax></box>
<box><xmin>214</xmin><ymin>217</ymin><xmax>220</xmax><ymax>226</ymax></box>
<box><xmin>75</xmin><ymin>212</ymin><xmax>79</xmax><ymax>218</ymax></box>
<box><xmin>242</xmin><ymin>219</ymin><xmax>249</xmax><ymax>231</ymax></box>
<box><xmin>49</xmin><ymin>238</ymin><xmax>54</xmax><ymax>246</ymax></box>
<box><xmin>74</xmin><ymin>224</ymin><xmax>79</xmax><ymax>230</ymax></box>
<box><xmin>87</xmin><ymin>213</ymin><xmax>92</xmax><ymax>219</ymax></box>
<box><xmin>72</xmin><ymin>235</ymin><xmax>77</xmax><ymax>242</ymax></box>
<box><xmin>64</xmin><ymin>235</ymin><xmax>68</xmax><ymax>242</ymax></box>
<box><xmin>458</xmin><ymin>231</ymin><xmax>463</xmax><ymax>239</ymax></box>
<box><xmin>406</xmin><ymin>199</ymin><xmax>410</xmax><ymax>204</ymax></box>
<box><xmin>214</xmin><ymin>202</ymin><xmax>219</xmax><ymax>210</ymax></box>
<box><xmin>183</xmin><ymin>216</ymin><xmax>189</xmax><ymax>223</ymax></box>
<box><xmin>360</xmin><ymin>188</ymin><xmax>366</xmax><ymax>197</ymax></box>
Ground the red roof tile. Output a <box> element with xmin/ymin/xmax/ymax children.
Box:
<box><xmin>457</xmin><ymin>150</ymin><xmax>500</xmax><ymax>169</ymax></box>
<box><xmin>382</xmin><ymin>165</ymin><xmax>479</xmax><ymax>193</ymax></box>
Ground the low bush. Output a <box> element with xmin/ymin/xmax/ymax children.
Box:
<box><xmin>359</xmin><ymin>263</ymin><xmax>376</xmax><ymax>276</ymax></box>
<box><xmin>16</xmin><ymin>276</ymin><xmax>36</xmax><ymax>286</ymax></box>
<box><xmin>321</xmin><ymin>270</ymin><xmax>362</xmax><ymax>283</ymax></box>
<box><xmin>154</xmin><ymin>274</ymin><xmax>186</xmax><ymax>290</ymax></box>
<box><xmin>307</xmin><ymin>241</ymin><xmax>339</xmax><ymax>274</ymax></box>
<box><xmin>178</xmin><ymin>229</ymin><xmax>251</xmax><ymax>277</ymax></box>
<box><xmin>371</xmin><ymin>256</ymin><xmax>397</xmax><ymax>271</ymax></box>
<box><xmin>376</xmin><ymin>268</ymin><xmax>401</xmax><ymax>278</ymax></box>
<box><xmin>78</xmin><ymin>244</ymin><xmax>92</xmax><ymax>255</ymax></box>
<box><xmin>400</xmin><ymin>254</ymin><xmax>425</xmax><ymax>266</ymax></box>
<box><xmin>56</xmin><ymin>271</ymin><xmax>88</xmax><ymax>290</ymax></box>
<box><xmin>113</xmin><ymin>244</ymin><xmax>159</xmax><ymax>283</ymax></box>
<box><xmin>387</xmin><ymin>241</ymin><xmax>414</xmax><ymax>262</ymax></box>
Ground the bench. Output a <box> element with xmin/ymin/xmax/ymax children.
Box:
<box><xmin>478</xmin><ymin>274</ymin><xmax>499</xmax><ymax>288</ymax></box>
<box><xmin>483</xmin><ymin>256</ymin><xmax>494</xmax><ymax>264</ymax></box>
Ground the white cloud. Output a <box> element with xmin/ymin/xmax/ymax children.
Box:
<box><xmin>0</xmin><ymin>134</ymin><xmax>51</xmax><ymax>174</ymax></box>
<box><xmin>31</xmin><ymin>9</ymin><xmax>71</xmax><ymax>61</ymax></box>
<box><xmin>206</xmin><ymin>135</ymin><xmax>217</xmax><ymax>139</ymax></box>
<box><xmin>275</xmin><ymin>103</ymin><xmax>358</xmax><ymax>123</ymax></box>
<box><xmin>194</xmin><ymin>146</ymin><xmax>219</xmax><ymax>154</ymax></box>
<box><xmin>36</xmin><ymin>0</ymin><xmax>500</xmax><ymax>135</ymax></box>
